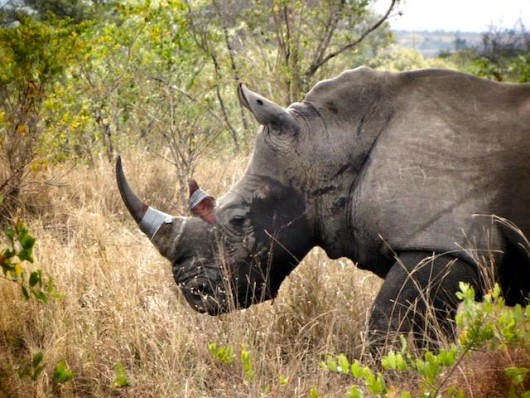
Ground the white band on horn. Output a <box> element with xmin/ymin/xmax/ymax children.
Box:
<box><xmin>140</xmin><ymin>207</ymin><xmax>173</xmax><ymax>239</ymax></box>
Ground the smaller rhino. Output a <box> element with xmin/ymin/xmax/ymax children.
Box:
<box><xmin>117</xmin><ymin>67</ymin><xmax>530</xmax><ymax>350</ymax></box>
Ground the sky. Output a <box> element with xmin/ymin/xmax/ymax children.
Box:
<box><xmin>373</xmin><ymin>0</ymin><xmax>530</xmax><ymax>32</ymax></box>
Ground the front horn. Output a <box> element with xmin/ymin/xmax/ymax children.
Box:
<box><xmin>116</xmin><ymin>156</ymin><xmax>173</xmax><ymax>239</ymax></box>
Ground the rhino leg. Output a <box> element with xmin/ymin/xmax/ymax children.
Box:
<box><xmin>367</xmin><ymin>251</ymin><xmax>481</xmax><ymax>354</ymax></box>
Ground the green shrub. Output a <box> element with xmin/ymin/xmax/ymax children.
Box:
<box><xmin>322</xmin><ymin>282</ymin><xmax>530</xmax><ymax>397</ymax></box>
<box><xmin>1</xmin><ymin>218</ymin><xmax>58</xmax><ymax>302</ymax></box>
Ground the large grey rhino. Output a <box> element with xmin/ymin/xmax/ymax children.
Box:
<box><xmin>117</xmin><ymin>67</ymin><xmax>530</xmax><ymax>348</ymax></box>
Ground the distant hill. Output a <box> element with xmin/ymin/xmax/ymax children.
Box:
<box><xmin>393</xmin><ymin>30</ymin><xmax>484</xmax><ymax>58</ymax></box>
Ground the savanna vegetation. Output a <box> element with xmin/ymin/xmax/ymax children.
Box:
<box><xmin>1</xmin><ymin>0</ymin><xmax>529</xmax><ymax>396</ymax></box>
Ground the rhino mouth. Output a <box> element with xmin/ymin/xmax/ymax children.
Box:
<box><xmin>172</xmin><ymin>256</ymin><xmax>228</xmax><ymax>315</ymax></box>
<box><xmin>174</xmin><ymin>255</ymin><xmax>275</xmax><ymax>315</ymax></box>
<box><xmin>179</xmin><ymin>278</ymin><xmax>230</xmax><ymax>315</ymax></box>
<box><xmin>178</xmin><ymin>276</ymin><xmax>264</xmax><ymax>315</ymax></box>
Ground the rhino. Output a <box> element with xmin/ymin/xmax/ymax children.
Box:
<box><xmin>117</xmin><ymin>67</ymin><xmax>530</xmax><ymax>349</ymax></box>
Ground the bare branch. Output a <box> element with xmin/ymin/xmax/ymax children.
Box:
<box><xmin>310</xmin><ymin>0</ymin><xmax>345</xmax><ymax>74</ymax></box>
<box><xmin>148</xmin><ymin>76</ymin><xmax>225</xmax><ymax>126</ymax></box>
<box><xmin>304</xmin><ymin>0</ymin><xmax>397</xmax><ymax>80</ymax></box>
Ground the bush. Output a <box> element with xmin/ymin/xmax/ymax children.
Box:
<box><xmin>321</xmin><ymin>282</ymin><xmax>530</xmax><ymax>397</ymax></box>
<box><xmin>0</xmin><ymin>216</ymin><xmax>57</xmax><ymax>302</ymax></box>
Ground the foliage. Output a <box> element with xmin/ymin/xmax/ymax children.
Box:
<box><xmin>0</xmin><ymin>219</ymin><xmax>74</xmax><ymax>391</ymax></box>
<box><xmin>112</xmin><ymin>362</ymin><xmax>132</xmax><ymax>388</ymax></box>
<box><xmin>208</xmin><ymin>342</ymin><xmax>235</xmax><ymax>365</ymax></box>
<box><xmin>322</xmin><ymin>283</ymin><xmax>530</xmax><ymax>397</ymax></box>
<box><xmin>38</xmin><ymin>1</ymin><xmax>235</xmax><ymax>204</ymax></box>
<box><xmin>23</xmin><ymin>0</ymin><xmax>397</xmax><ymax>206</ymax></box>
<box><xmin>1</xmin><ymin>220</ymin><xmax>58</xmax><ymax>302</ymax></box>
<box><xmin>17</xmin><ymin>351</ymin><xmax>46</xmax><ymax>382</ymax></box>
<box><xmin>190</xmin><ymin>0</ymin><xmax>399</xmax><ymax>104</ymax></box>
<box><xmin>21</xmin><ymin>0</ymin><xmax>107</xmax><ymax>22</ymax></box>
<box><xmin>208</xmin><ymin>342</ymin><xmax>255</xmax><ymax>384</ymax></box>
<box><xmin>0</xmin><ymin>15</ymin><xmax>82</xmax><ymax>216</ymax></box>
<box><xmin>18</xmin><ymin>353</ymin><xmax>75</xmax><ymax>386</ymax></box>
<box><xmin>369</xmin><ymin>45</ymin><xmax>459</xmax><ymax>72</ymax></box>
<box><xmin>440</xmin><ymin>23</ymin><xmax>530</xmax><ymax>83</ymax></box>
<box><xmin>53</xmin><ymin>359</ymin><xmax>75</xmax><ymax>384</ymax></box>
<box><xmin>4</xmin><ymin>0</ymin><xmax>398</xmax><ymax>158</ymax></box>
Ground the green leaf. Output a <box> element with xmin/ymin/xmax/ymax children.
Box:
<box><xmin>399</xmin><ymin>334</ymin><xmax>408</xmax><ymax>353</ymax></box>
<box><xmin>368</xmin><ymin>374</ymin><xmax>387</xmax><ymax>395</ymax></box>
<box><xmin>32</xmin><ymin>364</ymin><xmax>45</xmax><ymax>381</ymax></box>
<box><xmin>20</xmin><ymin>231</ymin><xmax>35</xmax><ymax>250</ymax></box>
<box><xmin>21</xmin><ymin>285</ymin><xmax>30</xmax><ymax>299</ymax></box>
<box><xmin>4</xmin><ymin>227</ymin><xmax>15</xmax><ymax>244</ymax></box>
<box><xmin>309</xmin><ymin>386</ymin><xmax>320</xmax><ymax>398</ymax></box>
<box><xmin>382</xmin><ymin>350</ymin><xmax>408</xmax><ymax>370</ymax></box>
<box><xmin>32</xmin><ymin>352</ymin><xmax>44</xmax><ymax>368</ymax></box>
<box><xmin>53</xmin><ymin>359</ymin><xmax>74</xmax><ymax>384</ymax></box>
<box><xmin>240</xmin><ymin>348</ymin><xmax>254</xmax><ymax>382</ymax></box>
<box><xmin>439</xmin><ymin>346</ymin><xmax>457</xmax><ymax>367</ymax></box>
<box><xmin>32</xmin><ymin>290</ymin><xmax>48</xmax><ymax>304</ymax></box>
<box><xmin>505</xmin><ymin>367</ymin><xmax>529</xmax><ymax>386</ymax></box>
<box><xmin>323</xmin><ymin>356</ymin><xmax>337</xmax><ymax>372</ymax></box>
<box><xmin>18</xmin><ymin>248</ymin><xmax>34</xmax><ymax>263</ymax></box>
<box><xmin>337</xmin><ymin>353</ymin><xmax>350</xmax><ymax>374</ymax></box>
<box><xmin>112</xmin><ymin>362</ymin><xmax>131</xmax><ymax>388</ymax></box>
<box><xmin>29</xmin><ymin>271</ymin><xmax>41</xmax><ymax>287</ymax></box>
<box><xmin>3</xmin><ymin>249</ymin><xmax>16</xmax><ymax>261</ymax></box>
<box><xmin>351</xmin><ymin>360</ymin><xmax>363</xmax><ymax>378</ymax></box>
<box><xmin>345</xmin><ymin>386</ymin><xmax>363</xmax><ymax>398</ymax></box>
<box><xmin>208</xmin><ymin>342</ymin><xmax>235</xmax><ymax>364</ymax></box>
<box><xmin>23</xmin><ymin>352</ymin><xmax>46</xmax><ymax>381</ymax></box>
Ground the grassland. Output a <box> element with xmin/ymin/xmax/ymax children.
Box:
<box><xmin>0</xmin><ymin>152</ymin><xmax>528</xmax><ymax>397</ymax></box>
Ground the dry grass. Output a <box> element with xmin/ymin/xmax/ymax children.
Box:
<box><xmin>0</xmin><ymin>152</ymin><xmax>380</xmax><ymax>397</ymax></box>
<box><xmin>2</xmin><ymin>152</ymin><xmax>528</xmax><ymax>397</ymax></box>
<box><xmin>447</xmin><ymin>349</ymin><xmax>530</xmax><ymax>397</ymax></box>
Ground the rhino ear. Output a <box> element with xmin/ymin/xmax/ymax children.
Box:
<box><xmin>188</xmin><ymin>179</ymin><xmax>216</xmax><ymax>225</ymax></box>
<box><xmin>238</xmin><ymin>83</ymin><xmax>299</xmax><ymax>134</ymax></box>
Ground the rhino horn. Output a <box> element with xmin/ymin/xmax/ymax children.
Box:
<box><xmin>188</xmin><ymin>179</ymin><xmax>216</xmax><ymax>225</ymax></box>
<box><xmin>116</xmin><ymin>155</ymin><xmax>174</xmax><ymax>239</ymax></box>
<box><xmin>238</xmin><ymin>83</ymin><xmax>299</xmax><ymax>133</ymax></box>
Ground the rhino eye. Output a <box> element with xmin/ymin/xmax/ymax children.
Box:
<box><xmin>230</xmin><ymin>215</ymin><xmax>246</xmax><ymax>228</ymax></box>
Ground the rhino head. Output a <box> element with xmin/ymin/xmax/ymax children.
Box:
<box><xmin>116</xmin><ymin>83</ymin><xmax>334</xmax><ymax>315</ymax></box>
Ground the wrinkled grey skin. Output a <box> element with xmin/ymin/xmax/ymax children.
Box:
<box><xmin>117</xmin><ymin>67</ymin><xmax>530</xmax><ymax>348</ymax></box>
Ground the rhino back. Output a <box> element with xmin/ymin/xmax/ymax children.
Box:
<box><xmin>350</xmin><ymin>69</ymin><xmax>530</xmax><ymax>268</ymax></box>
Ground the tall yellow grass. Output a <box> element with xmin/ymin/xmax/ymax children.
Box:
<box><xmin>0</xmin><ymin>152</ymin><xmax>381</xmax><ymax>397</ymax></box>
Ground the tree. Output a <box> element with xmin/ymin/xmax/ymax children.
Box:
<box><xmin>0</xmin><ymin>0</ymin><xmax>112</xmax><ymax>23</ymax></box>
<box><xmin>182</xmin><ymin>0</ymin><xmax>398</xmax><ymax>150</ymax></box>
<box><xmin>186</xmin><ymin>0</ymin><xmax>400</xmax><ymax>104</ymax></box>
<box><xmin>440</xmin><ymin>21</ymin><xmax>530</xmax><ymax>83</ymax></box>
<box><xmin>1</xmin><ymin>0</ymin><xmax>400</xmax><ymax>213</ymax></box>
<box><xmin>0</xmin><ymin>16</ymin><xmax>81</xmax><ymax>219</ymax></box>
<box><xmin>274</xmin><ymin>0</ymin><xmax>398</xmax><ymax>102</ymax></box>
<box><xmin>474</xmin><ymin>22</ymin><xmax>530</xmax><ymax>82</ymax></box>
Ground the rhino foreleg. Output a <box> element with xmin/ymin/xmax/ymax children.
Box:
<box><xmin>367</xmin><ymin>251</ymin><xmax>481</xmax><ymax>354</ymax></box>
